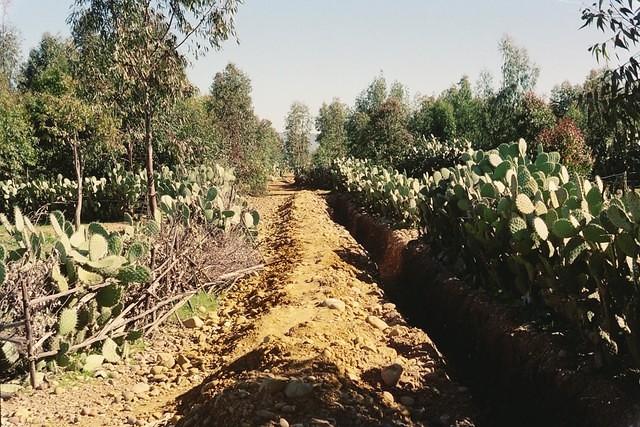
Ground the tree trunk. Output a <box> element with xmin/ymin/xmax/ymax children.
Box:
<box><xmin>144</xmin><ymin>111</ymin><xmax>158</xmax><ymax>218</ymax></box>
<box><xmin>72</xmin><ymin>142</ymin><xmax>83</xmax><ymax>229</ymax></box>
<box><xmin>127</xmin><ymin>140</ymin><xmax>134</xmax><ymax>171</ymax></box>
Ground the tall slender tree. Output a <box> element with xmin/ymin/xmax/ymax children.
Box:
<box><xmin>284</xmin><ymin>102</ymin><xmax>312</xmax><ymax>174</ymax></box>
<box><xmin>314</xmin><ymin>99</ymin><xmax>348</xmax><ymax>167</ymax></box>
<box><xmin>69</xmin><ymin>0</ymin><xmax>241</xmax><ymax>217</ymax></box>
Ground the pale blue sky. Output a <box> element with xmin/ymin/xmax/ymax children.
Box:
<box><xmin>5</xmin><ymin>0</ymin><xmax>604</xmax><ymax>131</ymax></box>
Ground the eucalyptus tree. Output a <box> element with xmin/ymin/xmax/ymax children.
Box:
<box><xmin>0</xmin><ymin>25</ymin><xmax>19</xmax><ymax>89</ymax></box>
<box><xmin>284</xmin><ymin>102</ymin><xmax>312</xmax><ymax>174</ymax></box>
<box><xmin>69</xmin><ymin>0</ymin><xmax>241</xmax><ymax>216</ymax></box>
<box><xmin>29</xmin><ymin>92</ymin><xmax>115</xmax><ymax>227</ymax></box>
<box><xmin>314</xmin><ymin>99</ymin><xmax>348</xmax><ymax>167</ymax></box>
<box><xmin>581</xmin><ymin>0</ymin><xmax>640</xmax><ymax>122</ymax></box>
<box><xmin>581</xmin><ymin>1</ymin><xmax>640</xmax><ymax>174</ymax></box>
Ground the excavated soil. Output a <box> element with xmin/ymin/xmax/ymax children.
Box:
<box><xmin>0</xmin><ymin>180</ymin><xmax>479</xmax><ymax>427</ymax></box>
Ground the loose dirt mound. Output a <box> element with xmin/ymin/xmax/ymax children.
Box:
<box><xmin>170</xmin><ymin>182</ymin><xmax>478</xmax><ymax>427</ymax></box>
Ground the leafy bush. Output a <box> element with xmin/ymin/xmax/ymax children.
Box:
<box><xmin>536</xmin><ymin>118</ymin><xmax>593</xmax><ymax>176</ymax></box>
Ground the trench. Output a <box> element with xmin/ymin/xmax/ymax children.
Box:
<box><xmin>326</xmin><ymin>193</ymin><xmax>640</xmax><ymax>427</ymax></box>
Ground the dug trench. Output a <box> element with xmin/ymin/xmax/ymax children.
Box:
<box><xmin>328</xmin><ymin>193</ymin><xmax>640</xmax><ymax>427</ymax></box>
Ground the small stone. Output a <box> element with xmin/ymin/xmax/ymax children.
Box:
<box><xmin>183</xmin><ymin>316</ymin><xmax>204</xmax><ymax>329</ymax></box>
<box><xmin>322</xmin><ymin>298</ymin><xmax>346</xmax><ymax>311</ymax></box>
<box><xmin>80</xmin><ymin>407</ymin><xmax>96</xmax><ymax>417</ymax></box>
<box><xmin>123</xmin><ymin>391</ymin><xmax>135</xmax><ymax>402</ymax></box>
<box><xmin>157</xmin><ymin>353</ymin><xmax>176</xmax><ymax>369</ymax></box>
<box><xmin>399</xmin><ymin>395</ymin><xmax>415</xmax><ymax>406</ymax></box>
<box><xmin>132</xmin><ymin>382</ymin><xmax>150</xmax><ymax>395</ymax></box>
<box><xmin>284</xmin><ymin>380</ymin><xmax>313</xmax><ymax>399</ymax></box>
<box><xmin>382</xmin><ymin>391</ymin><xmax>394</xmax><ymax>404</ymax></box>
<box><xmin>366</xmin><ymin>315</ymin><xmax>388</xmax><ymax>330</ymax></box>
<box><xmin>53</xmin><ymin>386</ymin><xmax>63</xmax><ymax>395</ymax></box>
<box><xmin>381</xmin><ymin>363</ymin><xmax>403</xmax><ymax>387</ymax></box>
<box><xmin>176</xmin><ymin>354</ymin><xmax>190</xmax><ymax>367</ymax></box>
<box><xmin>150</xmin><ymin>366</ymin><xmax>166</xmax><ymax>375</ymax></box>
<box><xmin>279</xmin><ymin>418</ymin><xmax>290</xmax><ymax>427</ymax></box>
<box><xmin>126</xmin><ymin>416</ymin><xmax>137</xmax><ymax>425</ymax></box>
<box><xmin>93</xmin><ymin>369</ymin><xmax>109</xmax><ymax>378</ymax></box>
<box><xmin>152</xmin><ymin>374</ymin><xmax>168</xmax><ymax>382</ymax></box>
<box><xmin>0</xmin><ymin>383</ymin><xmax>22</xmax><ymax>399</ymax></box>
<box><xmin>388</xmin><ymin>326</ymin><xmax>403</xmax><ymax>337</ymax></box>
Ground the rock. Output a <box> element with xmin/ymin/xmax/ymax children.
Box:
<box><xmin>126</xmin><ymin>416</ymin><xmax>137</xmax><ymax>425</ymax></box>
<box><xmin>151</xmin><ymin>374</ymin><xmax>168</xmax><ymax>382</ymax></box>
<box><xmin>381</xmin><ymin>363</ymin><xmax>403</xmax><ymax>387</ymax></box>
<box><xmin>0</xmin><ymin>383</ymin><xmax>22</xmax><ymax>399</ymax></box>
<box><xmin>309</xmin><ymin>419</ymin><xmax>333</xmax><ymax>426</ymax></box>
<box><xmin>53</xmin><ymin>386</ymin><xmax>63</xmax><ymax>395</ymax></box>
<box><xmin>399</xmin><ymin>395</ymin><xmax>415</xmax><ymax>406</ymax></box>
<box><xmin>279</xmin><ymin>418</ymin><xmax>290</xmax><ymax>427</ymax></box>
<box><xmin>382</xmin><ymin>391</ymin><xmax>395</xmax><ymax>404</ymax></box>
<box><xmin>176</xmin><ymin>354</ymin><xmax>190</xmax><ymax>367</ymax></box>
<box><xmin>256</xmin><ymin>409</ymin><xmax>276</xmax><ymax>419</ymax></box>
<box><xmin>262</xmin><ymin>376</ymin><xmax>288</xmax><ymax>394</ymax></box>
<box><xmin>123</xmin><ymin>391</ymin><xmax>135</xmax><ymax>402</ymax></box>
<box><xmin>150</xmin><ymin>366</ymin><xmax>166</xmax><ymax>375</ymax></box>
<box><xmin>322</xmin><ymin>298</ymin><xmax>346</xmax><ymax>311</ymax></box>
<box><xmin>284</xmin><ymin>380</ymin><xmax>313</xmax><ymax>399</ymax></box>
<box><xmin>366</xmin><ymin>315</ymin><xmax>388</xmax><ymax>330</ymax></box>
<box><xmin>80</xmin><ymin>407</ymin><xmax>96</xmax><ymax>417</ymax></box>
<box><xmin>157</xmin><ymin>353</ymin><xmax>176</xmax><ymax>369</ymax></box>
<box><xmin>132</xmin><ymin>382</ymin><xmax>150</xmax><ymax>395</ymax></box>
<box><xmin>34</xmin><ymin>372</ymin><xmax>46</xmax><ymax>388</ymax></box>
<box><xmin>388</xmin><ymin>326</ymin><xmax>403</xmax><ymax>337</ymax></box>
<box><xmin>183</xmin><ymin>316</ymin><xmax>204</xmax><ymax>329</ymax></box>
<box><xmin>93</xmin><ymin>369</ymin><xmax>109</xmax><ymax>378</ymax></box>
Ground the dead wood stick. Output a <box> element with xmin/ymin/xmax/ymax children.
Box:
<box><xmin>20</xmin><ymin>281</ymin><xmax>37</xmax><ymax>388</ymax></box>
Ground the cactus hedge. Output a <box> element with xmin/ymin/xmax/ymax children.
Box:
<box><xmin>0</xmin><ymin>163</ymin><xmax>259</xmax><ymax>372</ymax></box>
<box><xmin>332</xmin><ymin>140</ymin><xmax>640</xmax><ymax>370</ymax></box>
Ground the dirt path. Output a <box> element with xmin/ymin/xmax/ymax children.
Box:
<box><xmin>1</xmin><ymin>180</ymin><xmax>479</xmax><ymax>427</ymax></box>
<box><xmin>169</xmin><ymin>181</ymin><xmax>479</xmax><ymax>427</ymax></box>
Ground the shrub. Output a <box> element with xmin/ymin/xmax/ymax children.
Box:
<box><xmin>536</xmin><ymin>118</ymin><xmax>593</xmax><ymax>176</ymax></box>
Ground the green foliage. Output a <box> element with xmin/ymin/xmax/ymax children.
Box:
<box><xmin>19</xmin><ymin>34</ymin><xmax>75</xmax><ymax>96</ymax></box>
<box><xmin>314</xmin><ymin>99</ymin><xmax>349</xmax><ymax>168</ymax></box>
<box><xmin>332</xmin><ymin>157</ymin><xmax>424</xmax><ymax>227</ymax></box>
<box><xmin>346</xmin><ymin>76</ymin><xmax>414</xmax><ymax>166</ymax></box>
<box><xmin>284</xmin><ymin>102</ymin><xmax>313</xmax><ymax>175</ymax></box>
<box><xmin>1</xmin><ymin>164</ymin><xmax>259</xmax><ymax>370</ymax></box>
<box><xmin>207</xmin><ymin>63</ymin><xmax>283</xmax><ymax>193</ymax></box>
<box><xmin>0</xmin><ymin>87</ymin><xmax>36</xmax><ymax>179</ymax></box>
<box><xmin>394</xmin><ymin>136</ymin><xmax>471</xmax><ymax>178</ymax></box>
<box><xmin>0</xmin><ymin>25</ymin><xmax>21</xmax><ymax>89</ymax></box>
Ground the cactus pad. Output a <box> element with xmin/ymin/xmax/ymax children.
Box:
<box><xmin>58</xmin><ymin>308</ymin><xmax>78</xmax><ymax>336</ymax></box>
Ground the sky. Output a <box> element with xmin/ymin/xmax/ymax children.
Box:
<box><xmin>5</xmin><ymin>0</ymin><xmax>607</xmax><ymax>131</ymax></box>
